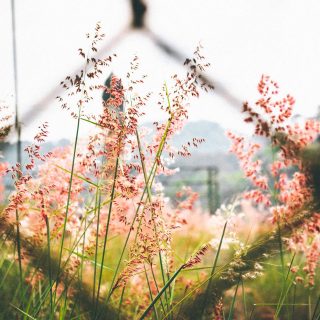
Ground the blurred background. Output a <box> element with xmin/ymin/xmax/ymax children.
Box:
<box><xmin>1</xmin><ymin>0</ymin><xmax>320</xmax><ymax>211</ymax></box>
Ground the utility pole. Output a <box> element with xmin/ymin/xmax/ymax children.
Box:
<box><xmin>207</xmin><ymin>166</ymin><xmax>220</xmax><ymax>214</ymax></box>
<box><xmin>11</xmin><ymin>0</ymin><xmax>22</xmax><ymax>165</ymax></box>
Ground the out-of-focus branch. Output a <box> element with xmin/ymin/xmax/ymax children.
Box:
<box><xmin>145</xmin><ymin>28</ymin><xmax>243</xmax><ymax>108</ymax></box>
<box><xmin>177</xmin><ymin>208</ymin><xmax>315</xmax><ymax>319</ymax></box>
<box><xmin>0</xmin><ymin>219</ymin><xmax>118</xmax><ymax>319</ymax></box>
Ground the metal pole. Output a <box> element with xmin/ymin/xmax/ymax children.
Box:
<box><xmin>11</xmin><ymin>0</ymin><xmax>22</xmax><ymax>165</ymax></box>
<box><xmin>207</xmin><ymin>167</ymin><xmax>220</xmax><ymax>214</ymax></box>
<box><xmin>207</xmin><ymin>167</ymin><xmax>214</xmax><ymax>214</ymax></box>
<box><xmin>213</xmin><ymin>168</ymin><xmax>220</xmax><ymax>212</ymax></box>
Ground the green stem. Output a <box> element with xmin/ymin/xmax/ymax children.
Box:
<box><xmin>92</xmin><ymin>190</ymin><xmax>101</xmax><ymax>304</ymax></box>
<box><xmin>241</xmin><ymin>279</ymin><xmax>247</xmax><ymax>319</ymax></box>
<box><xmin>95</xmin><ymin>157</ymin><xmax>119</xmax><ymax>318</ymax></box>
<box><xmin>15</xmin><ymin>209</ymin><xmax>23</xmax><ymax>287</ymax></box>
<box><xmin>144</xmin><ymin>264</ymin><xmax>159</xmax><ymax>320</ymax></box>
<box><xmin>45</xmin><ymin>216</ymin><xmax>53</xmax><ymax>318</ymax></box>
<box><xmin>312</xmin><ymin>293</ymin><xmax>320</xmax><ymax>320</ymax></box>
<box><xmin>117</xmin><ymin>286</ymin><xmax>125</xmax><ymax>320</ymax></box>
<box><xmin>139</xmin><ymin>266</ymin><xmax>183</xmax><ymax>320</ymax></box>
<box><xmin>227</xmin><ymin>278</ymin><xmax>241</xmax><ymax>320</ymax></box>
<box><xmin>136</xmin><ymin>126</ymin><xmax>172</xmax><ymax>311</ymax></box>
<box><xmin>150</xmin><ymin>263</ymin><xmax>166</xmax><ymax>315</ymax></box>
<box><xmin>103</xmin><ymin>115</ymin><xmax>173</xmax><ymax>307</ymax></box>
<box><xmin>56</xmin><ymin>107</ymin><xmax>81</xmax><ymax>288</ymax></box>
<box><xmin>200</xmin><ymin>221</ymin><xmax>227</xmax><ymax>318</ymax></box>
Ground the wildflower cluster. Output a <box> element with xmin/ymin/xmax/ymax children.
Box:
<box><xmin>0</xmin><ymin>26</ymin><xmax>231</xmax><ymax>318</ymax></box>
<box><xmin>228</xmin><ymin>75</ymin><xmax>320</xmax><ymax>285</ymax></box>
<box><xmin>1</xmin><ymin>23</ymin><xmax>318</xmax><ymax>318</ymax></box>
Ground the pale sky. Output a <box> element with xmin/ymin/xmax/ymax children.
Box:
<box><xmin>1</xmin><ymin>0</ymin><xmax>320</xmax><ymax>141</ymax></box>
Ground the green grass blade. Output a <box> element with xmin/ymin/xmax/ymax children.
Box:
<box><xmin>242</xmin><ymin>279</ymin><xmax>247</xmax><ymax>319</ymax></box>
<box><xmin>312</xmin><ymin>293</ymin><xmax>320</xmax><ymax>320</ymax></box>
<box><xmin>200</xmin><ymin>221</ymin><xmax>227</xmax><ymax>317</ymax></box>
<box><xmin>144</xmin><ymin>264</ymin><xmax>159</xmax><ymax>320</ymax></box>
<box><xmin>227</xmin><ymin>278</ymin><xmax>241</xmax><ymax>320</ymax></box>
<box><xmin>54</xmin><ymin>164</ymin><xmax>99</xmax><ymax>188</ymax></box>
<box><xmin>10</xmin><ymin>304</ymin><xmax>37</xmax><ymax>320</ymax></box>
<box><xmin>139</xmin><ymin>266</ymin><xmax>183</xmax><ymax>320</ymax></box>
<box><xmin>93</xmin><ymin>190</ymin><xmax>101</xmax><ymax>304</ymax></box>
<box><xmin>45</xmin><ymin>216</ymin><xmax>53</xmax><ymax>318</ymax></box>
<box><xmin>275</xmin><ymin>253</ymin><xmax>295</xmax><ymax>316</ymax></box>
<box><xmin>63</xmin><ymin>248</ymin><xmax>113</xmax><ymax>271</ymax></box>
<box><xmin>95</xmin><ymin>157</ymin><xmax>119</xmax><ymax>318</ymax></box>
<box><xmin>117</xmin><ymin>286</ymin><xmax>126</xmax><ymax>320</ymax></box>
<box><xmin>56</xmin><ymin>107</ymin><xmax>82</xmax><ymax>302</ymax></box>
